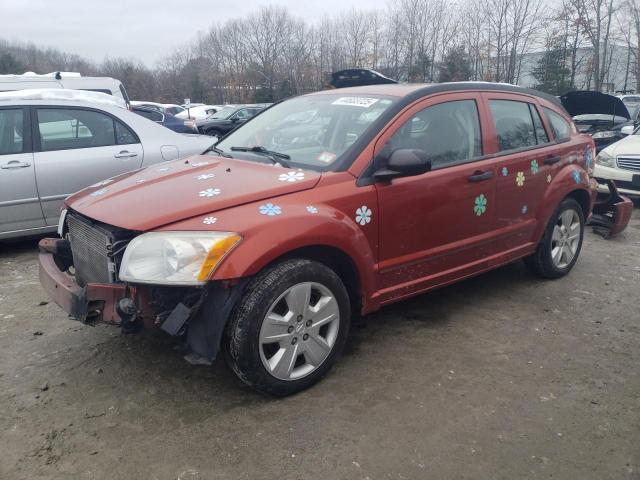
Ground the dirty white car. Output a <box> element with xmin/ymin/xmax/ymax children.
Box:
<box><xmin>0</xmin><ymin>89</ymin><xmax>214</xmax><ymax>239</ymax></box>
<box><xmin>594</xmin><ymin>125</ymin><xmax>640</xmax><ymax>197</ymax></box>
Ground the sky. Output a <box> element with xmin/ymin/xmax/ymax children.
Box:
<box><xmin>1</xmin><ymin>0</ymin><xmax>389</xmax><ymax>66</ymax></box>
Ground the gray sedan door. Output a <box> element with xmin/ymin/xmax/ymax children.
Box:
<box><xmin>0</xmin><ymin>107</ymin><xmax>45</xmax><ymax>235</ymax></box>
<box><xmin>33</xmin><ymin>107</ymin><xmax>144</xmax><ymax>225</ymax></box>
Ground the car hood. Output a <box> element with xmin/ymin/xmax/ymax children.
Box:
<box><xmin>561</xmin><ymin>91</ymin><xmax>630</xmax><ymax>119</ymax></box>
<box><xmin>65</xmin><ymin>156</ymin><xmax>321</xmax><ymax>231</ymax></box>
<box><xmin>602</xmin><ymin>133</ymin><xmax>640</xmax><ymax>157</ymax></box>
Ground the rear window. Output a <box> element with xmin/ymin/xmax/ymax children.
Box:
<box><xmin>543</xmin><ymin>107</ymin><xmax>571</xmax><ymax>141</ymax></box>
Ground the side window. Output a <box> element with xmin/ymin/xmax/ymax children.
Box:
<box><xmin>37</xmin><ymin>108</ymin><xmax>116</xmax><ymax>152</ymax></box>
<box><xmin>136</xmin><ymin>109</ymin><xmax>163</xmax><ymax>122</ymax></box>
<box><xmin>386</xmin><ymin>99</ymin><xmax>482</xmax><ymax>169</ymax></box>
<box><xmin>233</xmin><ymin>109</ymin><xmax>250</xmax><ymax>119</ymax></box>
<box><xmin>543</xmin><ymin>107</ymin><xmax>571</xmax><ymax>141</ymax></box>
<box><xmin>529</xmin><ymin>105</ymin><xmax>549</xmax><ymax>144</ymax></box>
<box><xmin>0</xmin><ymin>109</ymin><xmax>24</xmax><ymax>155</ymax></box>
<box><xmin>489</xmin><ymin>100</ymin><xmax>537</xmax><ymax>152</ymax></box>
<box><xmin>115</xmin><ymin>120</ymin><xmax>138</xmax><ymax>145</ymax></box>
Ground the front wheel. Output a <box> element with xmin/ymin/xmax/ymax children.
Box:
<box><xmin>524</xmin><ymin>197</ymin><xmax>585</xmax><ymax>279</ymax></box>
<box><xmin>225</xmin><ymin>259</ymin><xmax>351</xmax><ymax>396</ymax></box>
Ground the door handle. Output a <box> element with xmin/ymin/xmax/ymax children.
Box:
<box><xmin>114</xmin><ymin>151</ymin><xmax>138</xmax><ymax>159</ymax></box>
<box><xmin>1</xmin><ymin>160</ymin><xmax>31</xmax><ymax>169</ymax></box>
<box><xmin>468</xmin><ymin>170</ymin><xmax>494</xmax><ymax>182</ymax></box>
<box><xmin>544</xmin><ymin>155</ymin><xmax>561</xmax><ymax>165</ymax></box>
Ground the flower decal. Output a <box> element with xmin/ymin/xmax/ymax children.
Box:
<box><xmin>521</xmin><ymin>205</ymin><xmax>528</xmax><ymax>214</ymax></box>
<box><xmin>203</xmin><ymin>216</ymin><xmax>217</xmax><ymax>225</ymax></box>
<box><xmin>260</xmin><ymin>203</ymin><xmax>282</xmax><ymax>216</ymax></box>
<box><xmin>573</xmin><ymin>170</ymin><xmax>581</xmax><ymax>184</ymax></box>
<box><xmin>530</xmin><ymin>159</ymin><xmax>539</xmax><ymax>174</ymax></box>
<box><xmin>355</xmin><ymin>206</ymin><xmax>372</xmax><ymax>225</ymax></box>
<box><xmin>546</xmin><ymin>174</ymin><xmax>552</xmax><ymax>184</ymax></box>
<box><xmin>306</xmin><ymin>206</ymin><xmax>318</xmax><ymax>214</ymax></box>
<box><xmin>191</xmin><ymin>161</ymin><xmax>209</xmax><ymax>167</ymax></box>
<box><xmin>516</xmin><ymin>171</ymin><xmax>525</xmax><ymax>187</ymax></box>
<box><xmin>585</xmin><ymin>147</ymin><xmax>593</xmax><ymax>168</ymax></box>
<box><xmin>473</xmin><ymin>194</ymin><xmax>488</xmax><ymax>216</ymax></box>
<box><xmin>501</xmin><ymin>167</ymin><xmax>508</xmax><ymax>177</ymax></box>
<box><xmin>279</xmin><ymin>171</ymin><xmax>305</xmax><ymax>183</ymax></box>
<box><xmin>90</xmin><ymin>188</ymin><xmax>108</xmax><ymax>197</ymax></box>
<box><xmin>196</xmin><ymin>173</ymin><xmax>215</xmax><ymax>180</ymax></box>
<box><xmin>199</xmin><ymin>188</ymin><xmax>221</xmax><ymax>197</ymax></box>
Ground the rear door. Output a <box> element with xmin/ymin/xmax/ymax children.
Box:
<box><xmin>33</xmin><ymin>106</ymin><xmax>143</xmax><ymax>225</ymax></box>
<box><xmin>0</xmin><ymin>106</ymin><xmax>44</xmax><ymax>235</ymax></box>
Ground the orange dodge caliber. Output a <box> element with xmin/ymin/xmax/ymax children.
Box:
<box><xmin>40</xmin><ymin>83</ymin><xmax>601</xmax><ymax>395</ymax></box>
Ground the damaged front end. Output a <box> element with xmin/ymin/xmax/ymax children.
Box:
<box><xmin>38</xmin><ymin>210</ymin><xmax>245</xmax><ymax>362</ymax></box>
<box><xmin>588</xmin><ymin>179</ymin><xmax>634</xmax><ymax>238</ymax></box>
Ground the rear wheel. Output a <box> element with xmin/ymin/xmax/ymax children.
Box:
<box><xmin>524</xmin><ymin>198</ymin><xmax>584</xmax><ymax>279</ymax></box>
<box><xmin>225</xmin><ymin>259</ymin><xmax>351</xmax><ymax>396</ymax></box>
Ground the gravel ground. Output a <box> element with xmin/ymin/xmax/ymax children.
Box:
<box><xmin>0</xmin><ymin>209</ymin><xmax>639</xmax><ymax>480</ymax></box>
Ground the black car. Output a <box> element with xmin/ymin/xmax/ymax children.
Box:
<box><xmin>560</xmin><ymin>91</ymin><xmax>632</xmax><ymax>153</ymax></box>
<box><xmin>197</xmin><ymin>105</ymin><xmax>267</xmax><ymax>137</ymax></box>
<box><xmin>132</xmin><ymin>105</ymin><xmax>198</xmax><ymax>134</ymax></box>
<box><xmin>329</xmin><ymin>68</ymin><xmax>398</xmax><ymax>88</ymax></box>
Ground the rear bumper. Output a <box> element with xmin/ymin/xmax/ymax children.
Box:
<box><xmin>38</xmin><ymin>238</ymin><xmax>125</xmax><ymax>324</ymax></box>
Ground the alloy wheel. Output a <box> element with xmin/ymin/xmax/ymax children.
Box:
<box><xmin>551</xmin><ymin>209</ymin><xmax>581</xmax><ymax>269</ymax></box>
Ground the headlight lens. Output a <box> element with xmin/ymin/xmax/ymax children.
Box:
<box><xmin>592</xmin><ymin>130</ymin><xmax>616</xmax><ymax>139</ymax></box>
<box><xmin>595</xmin><ymin>151</ymin><xmax>615</xmax><ymax>168</ymax></box>
<box><xmin>119</xmin><ymin>231</ymin><xmax>241</xmax><ymax>285</ymax></box>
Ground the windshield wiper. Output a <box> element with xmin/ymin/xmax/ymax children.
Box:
<box><xmin>230</xmin><ymin>146</ymin><xmax>291</xmax><ymax>167</ymax></box>
<box><xmin>203</xmin><ymin>145</ymin><xmax>232</xmax><ymax>157</ymax></box>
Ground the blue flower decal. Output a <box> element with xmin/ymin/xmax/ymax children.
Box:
<box><xmin>501</xmin><ymin>166</ymin><xmax>508</xmax><ymax>176</ymax></box>
<box><xmin>530</xmin><ymin>159</ymin><xmax>539</xmax><ymax>174</ymax></box>
<box><xmin>474</xmin><ymin>194</ymin><xmax>488</xmax><ymax>216</ymax></box>
<box><xmin>259</xmin><ymin>203</ymin><xmax>282</xmax><ymax>216</ymax></box>
<box><xmin>573</xmin><ymin>170</ymin><xmax>581</xmax><ymax>184</ymax></box>
<box><xmin>585</xmin><ymin>147</ymin><xmax>593</xmax><ymax>168</ymax></box>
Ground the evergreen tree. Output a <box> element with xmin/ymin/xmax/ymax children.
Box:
<box><xmin>438</xmin><ymin>46</ymin><xmax>472</xmax><ymax>83</ymax></box>
<box><xmin>532</xmin><ymin>44</ymin><xmax>572</xmax><ymax>95</ymax></box>
<box><xmin>0</xmin><ymin>52</ymin><xmax>25</xmax><ymax>74</ymax></box>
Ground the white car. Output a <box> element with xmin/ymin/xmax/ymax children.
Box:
<box><xmin>0</xmin><ymin>89</ymin><xmax>214</xmax><ymax>239</ymax></box>
<box><xmin>594</xmin><ymin>125</ymin><xmax>640</xmax><ymax>197</ymax></box>
<box><xmin>175</xmin><ymin>104</ymin><xmax>223</xmax><ymax>120</ymax></box>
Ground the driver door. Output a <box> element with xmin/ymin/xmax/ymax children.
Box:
<box><xmin>374</xmin><ymin>93</ymin><xmax>500</xmax><ymax>300</ymax></box>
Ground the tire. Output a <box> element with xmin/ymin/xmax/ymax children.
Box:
<box><xmin>205</xmin><ymin>128</ymin><xmax>222</xmax><ymax>138</ymax></box>
<box><xmin>524</xmin><ymin>197</ymin><xmax>585</xmax><ymax>279</ymax></box>
<box><xmin>224</xmin><ymin>259</ymin><xmax>351</xmax><ymax>396</ymax></box>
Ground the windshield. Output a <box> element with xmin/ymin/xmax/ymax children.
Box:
<box><xmin>216</xmin><ymin>94</ymin><xmax>396</xmax><ymax>170</ymax></box>
<box><xmin>209</xmin><ymin>107</ymin><xmax>237</xmax><ymax>119</ymax></box>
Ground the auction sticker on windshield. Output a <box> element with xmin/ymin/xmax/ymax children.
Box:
<box><xmin>332</xmin><ymin>97</ymin><xmax>379</xmax><ymax>108</ymax></box>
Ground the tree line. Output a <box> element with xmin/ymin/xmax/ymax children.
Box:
<box><xmin>2</xmin><ymin>0</ymin><xmax>640</xmax><ymax>103</ymax></box>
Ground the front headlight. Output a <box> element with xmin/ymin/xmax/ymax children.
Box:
<box><xmin>595</xmin><ymin>151</ymin><xmax>615</xmax><ymax>168</ymax></box>
<box><xmin>119</xmin><ymin>231</ymin><xmax>241</xmax><ymax>285</ymax></box>
<box><xmin>592</xmin><ymin>130</ymin><xmax>616</xmax><ymax>139</ymax></box>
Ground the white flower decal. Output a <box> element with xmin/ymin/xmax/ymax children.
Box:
<box><xmin>191</xmin><ymin>161</ymin><xmax>209</xmax><ymax>167</ymax></box>
<box><xmin>546</xmin><ymin>174</ymin><xmax>552</xmax><ymax>184</ymax></box>
<box><xmin>90</xmin><ymin>188</ymin><xmax>108</xmax><ymax>197</ymax></box>
<box><xmin>355</xmin><ymin>206</ymin><xmax>372</xmax><ymax>226</ymax></box>
<box><xmin>157</xmin><ymin>166</ymin><xmax>171</xmax><ymax>172</ymax></box>
<box><xmin>203</xmin><ymin>216</ymin><xmax>217</xmax><ymax>225</ymax></box>
<box><xmin>516</xmin><ymin>171</ymin><xmax>525</xmax><ymax>187</ymax></box>
<box><xmin>279</xmin><ymin>171</ymin><xmax>305</xmax><ymax>183</ymax></box>
<box><xmin>306</xmin><ymin>206</ymin><xmax>318</xmax><ymax>214</ymax></box>
<box><xmin>196</xmin><ymin>173</ymin><xmax>215</xmax><ymax>180</ymax></box>
<box><xmin>521</xmin><ymin>205</ymin><xmax>528</xmax><ymax>214</ymax></box>
<box><xmin>259</xmin><ymin>203</ymin><xmax>282</xmax><ymax>216</ymax></box>
<box><xmin>199</xmin><ymin>188</ymin><xmax>221</xmax><ymax>197</ymax></box>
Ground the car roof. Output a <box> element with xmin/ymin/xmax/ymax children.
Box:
<box><xmin>0</xmin><ymin>88</ymin><xmax>126</xmax><ymax>108</ymax></box>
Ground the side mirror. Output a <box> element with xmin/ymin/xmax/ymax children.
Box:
<box><xmin>230</xmin><ymin>117</ymin><xmax>240</xmax><ymax>123</ymax></box>
<box><xmin>374</xmin><ymin>148</ymin><xmax>432</xmax><ymax>182</ymax></box>
<box><xmin>621</xmin><ymin>125</ymin><xmax>634</xmax><ymax>136</ymax></box>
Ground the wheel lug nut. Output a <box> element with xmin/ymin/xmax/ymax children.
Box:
<box><xmin>306</xmin><ymin>320</ymin><xmax>312</xmax><ymax>327</ymax></box>
<box><xmin>291</xmin><ymin>337</ymin><xmax>298</xmax><ymax>345</ymax></box>
<box><xmin>287</xmin><ymin>326</ymin><xmax>294</xmax><ymax>333</ymax></box>
<box><xmin>297</xmin><ymin>315</ymin><xmax>303</xmax><ymax>322</ymax></box>
<box><xmin>303</xmin><ymin>334</ymin><xmax>309</xmax><ymax>341</ymax></box>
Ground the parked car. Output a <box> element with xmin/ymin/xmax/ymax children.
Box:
<box><xmin>594</xmin><ymin>125</ymin><xmax>640</xmax><ymax>196</ymax></box>
<box><xmin>175</xmin><ymin>104</ymin><xmax>223</xmax><ymax>120</ymax></box>
<box><xmin>132</xmin><ymin>105</ymin><xmax>198</xmax><ymax>134</ymax></box>
<box><xmin>560</xmin><ymin>90</ymin><xmax>631</xmax><ymax>153</ymax></box>
<box><xmin>329</xmin><ymin>68</ymin><xmax>398</xmax><ymax>88</ymax></box>
<box><xmin>0</xmin><ymin>89</ymin><xmax>213</xmax><ymax>239</ymax></box>
<box><xmin>196</xmin><ymin>105</ymin><xmax>267</xmax><ymax>137</ymax></box>
<box><xmin>130</xmin><ymin>101</ymin><xmax>185</xmax><ymax>116</ymax></box>
<box><xmin>40</xmin><ymin>82</ymin><xmax>613</xmax><ymax>396</ymax></box>
<box><xmin>0</xmin><ymin>71</ymin><xmax>130</xmax><ymax>106</ymax></box>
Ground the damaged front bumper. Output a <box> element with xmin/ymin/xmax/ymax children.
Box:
<box><xmin>588</xmin><ymin>179</ymin><xmax>634</xmax><ymax>237</ymax></box>
<box><xmin>38</xmin><ymin>237</ymin><xmax>245</xmax><ymax>361</ymax></box>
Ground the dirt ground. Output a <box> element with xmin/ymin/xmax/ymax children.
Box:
<box><xmin>1</xmin><ymin>210</ymin><xmax>639</xmax><ymax>480</ymax></box>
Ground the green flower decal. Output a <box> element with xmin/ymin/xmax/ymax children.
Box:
<box><xmin>516</xmin><ymin>171</ymin><xmax>525</xmax><ymax>187</ymax></box>
<box><xmin>531</xmin><ymin>159</ymin><xmax>539</xmax><ymax>174</ymax></box>
<box><xmin>474</xmin><ymin>194</ymin><xmax>488</xmax><ymax>216</ymax></box>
